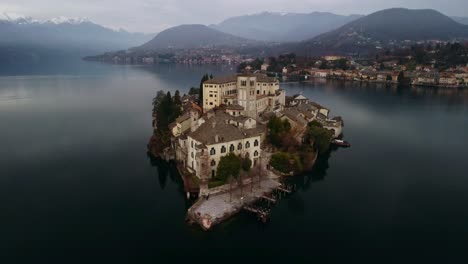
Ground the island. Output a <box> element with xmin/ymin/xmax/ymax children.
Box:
<box><xmin>148</xmin><ymin>72</ymin><xmax>345</xmax><ymax>230</ymax></box>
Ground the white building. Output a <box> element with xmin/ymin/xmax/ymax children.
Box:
<box><xmin>185</xmin><ymin>111</ymin><xmax>265</xmax><ymax>180</ymax></box>
<box><xmin>203</xmin><ymin>73</ymin><xmax>285</xmax><ymax>118</ymax></box>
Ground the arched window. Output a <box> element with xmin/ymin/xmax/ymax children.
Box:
<box><xmin>245</xmin><ymin>141</ymin><xmax>250</xmax><ymax>149</ymax></box>
<box><xmin>245</xmin><ymin>152</ymin><xmax>250</xmax><ymax>159</ymax></box>
<box><xmin>238</xmin><ymin>143</ymin><xmax>242</xmax><ymax>150</ymax></box>
<box><xmin>221</xmin><ymin>146</ymin><xmax>226</xmax><ymax>153</ymax></box>
<box><xmin>211</xmin><ymin>160</ymin><xmax>216</xmax><ymax>167</ymax></box>
<box><xmin>210</xmin><ymin>148</ymin><xmax>216</xmax><ymax>155</ymax></box>
<box><xmin>229</xmin><ymin>144</ymin><xmax>235</xmax><ymax>152</ymax></box>
<box><xmin>191</xmin><ymin>141</ymin><xmax>193</xmax><ymax>148</ymax></box>
<box><xmin>254</xmin><ymin>140</ymin><xmax>259</xmax><ymax>147</ymax></box>
<box><xmin>254</xmin><ymin>151</ymin><xmax>259</xmax><ymax>157</ymax></box>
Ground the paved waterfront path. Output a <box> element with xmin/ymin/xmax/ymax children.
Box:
<box><xmin>188</xmin><ymin>176</ymin><xmax>281</xmax><ymax>229</ymax></box>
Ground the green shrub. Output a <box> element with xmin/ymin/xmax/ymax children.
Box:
<box><xmin>270</xmin><ymin>152</ymin><xmax>292</xmax><ymax>173</ymax></box>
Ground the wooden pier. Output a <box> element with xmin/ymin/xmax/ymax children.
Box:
<box><xmin>244</xmin><ymin>205</ymin><xmax>271</xmax><ymax>223</ymax></box>
<box><xmin>260</xmin><ymin>195</ymin><xmax>277</xmax><ymax>204</ymax></box>
<box><xmin>277</xmin><ymin>186</ymin><xmax>292</xmax><ymax>194</ymax></box>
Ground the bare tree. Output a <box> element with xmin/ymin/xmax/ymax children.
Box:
<box><xmin>249</xmin><ymin>169</ymin><xmax>254</xmax><ymax>193</ymax></box>
<box><xmin>228</xmin><ymin>176</ymin><xmax>235</xmax><ymax>202</ymax></box>
<box><xmin>199</xmin><ymin>148</ymin><xmax>211</xmax><ymax>181</ymax></box>
<box><xmin>238</xmin><ymin>171</ymin><xmax>244</xmax><ymax>197</ymax></box>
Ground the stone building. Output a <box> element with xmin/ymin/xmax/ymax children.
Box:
<box><xmin>185</xmin><ymin>111</ymin><xmax>265</xmax><ymax>180</ymax></box>
<box><xmin>202</xmin><ymin>73</ymin><xmax>285</xmax><ymax>118</ymax></box>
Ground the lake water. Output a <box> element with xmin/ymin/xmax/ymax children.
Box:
<box><xmin>1</xmin><ymin>60</ymin><xmax>468</xmax><ymax>263</ymax></box>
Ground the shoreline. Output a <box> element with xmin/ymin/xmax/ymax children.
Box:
<box><xmin>148</xmin><ymin>145</ymin><xmax>318</xmax><ymax>231</ymax></box>
<box><xmin>283</xmin><ymin>77</ymin><xmax>468</xmax><ymax>89</ymax></box>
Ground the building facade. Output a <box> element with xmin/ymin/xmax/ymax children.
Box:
<box><xmin>202</xmin><ymin>73</ymin><xmax>285</xmax><ymax>118</ymax></box>
<box><xmin>185</xmin><ymin>111</ymin><xmax>264</xmax><ymax>180</ymax></box>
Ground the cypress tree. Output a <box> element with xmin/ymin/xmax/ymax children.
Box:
<box><xmin>198</xmin><ymin>74</ymin><xmax>208</xmax><ymax>107</ymax></box>
<box><xmin>174</xmin><ymin>90</ymin><xmax>181</xmax><ymax>106</ymax></box>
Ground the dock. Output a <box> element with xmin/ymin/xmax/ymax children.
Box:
<box><xmin>186</xmin><ymin>177</ymin><xmax>281</xmax><ymax>230</ymax></box>
<box><xmin>277</xmin><ymin>186</ymin><xmax>292</xmax><ymax>194</ymax></box>
<box><xmin>243</xmin><ymin>205</ymin><xmax>271</xmax><ymax>223</ymax></box>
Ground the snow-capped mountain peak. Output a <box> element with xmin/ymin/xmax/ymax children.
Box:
<box><xmin>0</xmin><ymin>12</ymin><xmax>39</xmax><ymax>24</ymax></box>
<box><xmin>46</xmin><ymin>16</ymin><xmax>91</xmax><ymax>25</ymax></box>
<box><xmin>0</xmin><ymin>13</ymin><xmax>91</xmax><ymax>25</ymax></box>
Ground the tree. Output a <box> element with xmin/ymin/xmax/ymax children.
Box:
<box><xmin>154</xmin><ymin>90</ymin><xmax>181</xmax><ymax>134</ymax></box>
<box><xmin>267</xmin><ymin>116</ymin><xmax>292</xmax><ymax>148</ymax></box>
<box><xmin>319</xmin><ymin>60</ymin><xmax>329</xmax><ymax>69</ymax></box>
<box><xmin>270</xmin><ymin>152</ymin><xmax>292</xmax><ymax>173</ymax></box>
<box><xmin>188</xmin><ymin>87</ymin><xmax>199</xmax><ymax>95</ymax></box>
<box><xmin>216</xmin><ymin>153</ymin><xmax>241</xmax><ymax>183</ymax></box>
<box><xmin>307</xmin><ymin>122</ymin><xmax>333</xmax><ymax>154</ymax></box>
<box><xmin>242</xmin><ymin>157</ymin><xmax>252</xmax><ymax>172</ymax></box>
<box><xmin>228</xmin><ymin>176</ymin><xmax>236</xmax><ymax>202</ymax></box>
<box><xmin>335</xmin><ymin>59</ymin><xmax>348</xmax><ymax>70</ymax></box>
<box><xmin>198</xmin><ymin>74</ymin><xmax>209</xmax><ymax>107</ymax></box>
<box><xmin>152</xmin><ymin>90</ymin><xmax>166</xmax><ymax>114</ymax></box>
<box><xmin>397</xmin><ymin>71</ymin><xmax>405</xmax><ymax>84</ymax></box>
<box><xmin>174</xmin><ymin>90</ymin><xmax>181</xmax><ymax>106</ymax></box>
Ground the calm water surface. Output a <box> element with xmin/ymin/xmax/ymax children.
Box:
<box><xmin>1</xmin><ymin>61</ymin><xmax>468</xmax><ymax>263</ymax></box>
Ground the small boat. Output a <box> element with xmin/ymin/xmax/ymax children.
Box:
<box><xmin>331</xmin><ymin>139</ymin><xmax>351</xmax><ymax>148</ymax></box>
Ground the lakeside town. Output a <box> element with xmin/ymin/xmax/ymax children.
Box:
<box><xmin>89</xmin><ymin>41</ymin><xmax>468</xmax><ymax>89</ymax></box>
<box><xmin>148</xmin><ymin>71</ymin><xmax>345</xmax><ymax>230</ymax></box>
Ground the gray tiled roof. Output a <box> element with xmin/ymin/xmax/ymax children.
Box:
<box><xmin>176</xmin><ymin>112</ymin><xmax>191</xmax><ymax>123</ymax></box>
<box><xmin>204</xmin><ymin>73</ymin><xmax>277</xmax><ymax>85</ymax></box>
<box><xmin>204</xmin><ymin>75</ymin><xmax>237</xmax><ymax>84</ymax></box>
<box><xmin>282</xmin><ymin>109</ymin><xmax>308</xmax><ymax>127</ymax></box>
<box><xmin>220</xmin><ymin>104</ymin><xmax>244</xmax><ymax>111</ymax></box>
<box><xmin>189</xmin><ymin>111</ymin><xmax>265</xmax><ymax>145</ymax></box>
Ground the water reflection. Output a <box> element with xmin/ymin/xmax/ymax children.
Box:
<box><xmin>2</xmin><ymin>62</ymin><xmax>468</xmax><ymax>261</ymax></box>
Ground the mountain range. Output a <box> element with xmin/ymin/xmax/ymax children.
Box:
<box><xmin>0</xmin><ymin>14</ymin><xmax>154</xmax><ymax>64</ymax></box>
<box><xmin>452</xmin><ymin>16</ymin><xmax>468</xmax><ymax>25</ymax></box>
<box><xmin>2</xmin><ymin>8</ymin><xmax>468</xmax><ymax>64</ymax></box>
<box><xmin>210</xmin><ymin>12</ymin><xmax>363</xmax><ymax>42</ymax></box>
<box><xmin>273</xmin><ymin>8</ymin><xmax>468</xmax><ymax>56</ymax></box>
<box><xmin>134</xmin><ymin>24</ymin><xmax>256</xmax><ymax>51</ymax></box>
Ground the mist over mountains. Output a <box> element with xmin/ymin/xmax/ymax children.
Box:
<box><xmin>210</xmin><ymin>12</ymin><xmax>363</xmax><ymax>42</ymax></box>
<box><xmin>134</xmin><ymin>24</ymin><xmax>257</xmax><ymax>51</ymax></box>
<box><xmin>284</xmin><ymin>8</ymin><xmax>468</xmax><ymax>56</ymax></box>
<box><xmin>0</xmin><ymin>14</ymin><xmax>154</xmax><ymax>64</ymax></box>
<box><xmin>1</xmin><ymin>8</ymin><xmax>468</xmax><ymax>65</ymax></box>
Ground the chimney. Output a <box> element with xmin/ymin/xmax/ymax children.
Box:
<box><xmin>212</xmin><ymin>121</ymin><xmax>216</xmax><ymax>129</ymax></box>
<box><xmin>215</xmin><ymin>135</ymin><xmax>219</xmax><ymax>143</ymax></box>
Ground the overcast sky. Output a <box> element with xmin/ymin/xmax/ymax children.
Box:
<box><xmin>1</xmin><ymin>0</ymin><xmax>467</xmax><ymax>33</ymax></box>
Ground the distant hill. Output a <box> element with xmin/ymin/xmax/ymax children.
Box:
<box><xmin>135</xmin><ymin>24</ymin><xmax>256</xmax><ymax>51</ymax></box>
<box><xmin>452</xmin><ymin>16</ymin><xmax>468</xmax><ymax>25</ymax></box>
<box><xmin>210</xmin><ymin>12</ymin><xmax>362</xmax><ymax>42</ymax></box>
<box><xmin>0</xmin><ymin>14</ymin><xmax>154</xmax><ymax>64</ymax></box>
<box><xmin>288</xmin><ymin>8</ymin><xmax>468</xmax><ymax>56</ymax></box>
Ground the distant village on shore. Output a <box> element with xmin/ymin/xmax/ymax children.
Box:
<box><xmin>92</xmin><ymin>41</ymin><xmax>468</xmax><ymax>89</ymax></box>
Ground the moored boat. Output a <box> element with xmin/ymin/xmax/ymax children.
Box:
<box><xmin>331</xmin><ymin>139</ymin><xmax>351</xmax><ymax>148</ymax></box>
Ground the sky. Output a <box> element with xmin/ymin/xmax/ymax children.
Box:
<box><xmin>1</xmin><ymin>0</ymin><xmax>467</xmax><ymax>33</ymax></box>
